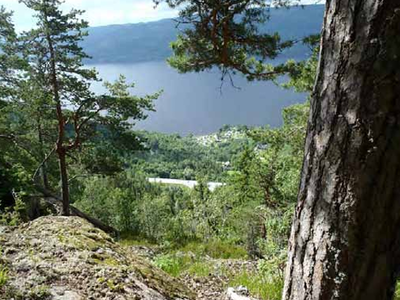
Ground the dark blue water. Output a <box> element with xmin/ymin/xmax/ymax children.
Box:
<box><xmin>92</xmin><ymin>61</ymin><xmax>306</xmax><ymax>135</ymax></box>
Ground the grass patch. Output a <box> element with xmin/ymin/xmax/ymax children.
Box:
<box><xmin>153</xmin><ymin>253</ymin><xmax>214</xmax><ymax>278</ymax></box>
<box><xmin>0</xmin><ymin>265</ymin><xmax>8</xmax><ymax>288</ymax></box>
<box><xmin>228</xmin><ymin>258</ymin><xmax>285</xmax><ymax>300</ymax></box>
<box><xmin>229</xmin><ymin>270</ymin><xmax>283</xmax><ymax>300</ymax></box>
<box><xmin>151</xmin><ymin>240</ymin><xmax>247</xmax><ymax>277</ymax></box>
<box><xmin>118</xmin><ymin>233</ymin><xmax>158</xmax><ymax>248</ymax></box>
<box><xmin>152</xmin><ymin>254</ymin><xmax>187</xmax><ymax>277</ymax></box>
<box><xmin>186</xmin><ymin>261</ymin><xmax>213</xmax><ymax>277</ymax></box>
<box><xmin>180</xmin><ymin>241</ymin><xmax>247</xmax><ymax>259</ymax></box>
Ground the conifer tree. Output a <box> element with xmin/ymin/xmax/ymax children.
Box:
<box><xmin>19</xmin><ymin>0</ymin><xmax>158</xmax><ymax>215</ymax></box>
<box><xmin>156</xmin><ymin>0</ymin><xmax>301</xmax><ymax>81</ymax></box>
<box><xmin>157</xmin><ymin>0</ymin><xmax>400</xmax><ymax>298</ymax></box>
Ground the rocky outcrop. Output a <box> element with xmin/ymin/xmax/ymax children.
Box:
<box><xmin>0</xmin><ymin>216</ymin><xmax>194</xmax><ymax>300</ymax></box>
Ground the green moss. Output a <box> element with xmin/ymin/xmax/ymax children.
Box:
<box><xmin>26</xmin><ymin>285</ymin><xmax>51</xmax><ymax>300</ymax></box>
<box><xmin>106</xmin><ymin>279</ymin><xmax>124</xmax><ymax>292</ymax></box>
<box><xmin>103</xmin><ymin>258</ymin><xmax>120</xmax><ymax>267</ymax></box>
<box><xmin>56</xmin><ymin>233</ymin><xmax>66</xmax><ymax>244</ymax></box>
<box><xmin>97</xmin><ymin>277</ymin><xmax>106</xmax><ymax>284</ymax></box>
<box><xmin>130</xmin><ymin>257</ymin><xmax>195</xmax><ymax>299</ymax></box>
<box><xmin>3</xmin><ymin>217</ymin><xmax>194</xmax><ymax>300</ymax></box>
<box><xmin>89</xmin><ymin>252</ymin><xmax>121</xmax><ymax>267</ymax></box>
<box><xmin>68</xmin><ymin>229</ymin><xmax>114</xmax><ymax>252</ymax></box>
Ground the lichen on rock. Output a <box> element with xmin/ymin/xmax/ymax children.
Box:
<box><xmin>0</xmin><ymin>216</ymin><xmax>194</xmax><ymax>300</ymax></box>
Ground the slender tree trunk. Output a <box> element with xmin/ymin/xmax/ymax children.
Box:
<box><xmin>58</xmin><ymin>149</ymin><xmax>70</xmax><ymax>216</ymax></box>
<box><xmin>282</xmin><ymin>1</ymin><xmax>400</xmax><ymax>299</ymax></box>
<box><xmin>44</xmin><ymin>13</ymin><xmax>70</xmax><ymax>216</ymax></box>
<box><xmin>37</xmin><ymin>116</ymin><xmax>49</xmax><ymax>190</ymax></box>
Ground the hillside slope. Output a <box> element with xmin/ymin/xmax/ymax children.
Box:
<box><xmin>82</xmin><ymin>5</ymin><xmax>324</xmax><ymax>64</ymax></box>
<box><xmin>0</xmin><ymin>217</ymin><xmax>194</xmax><ymax>300</ymax></box>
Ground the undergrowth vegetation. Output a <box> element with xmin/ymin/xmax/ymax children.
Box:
<box><xmin>0</xmin><ymin>265</ymin><xmax>8</xmax><ymax>289</ymax></box>
<box><xmin>152</xmin><ymin>246</ymin><xmax>285</xmax><ymax>300</ymax></box>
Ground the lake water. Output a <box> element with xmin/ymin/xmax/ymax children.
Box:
<box><xmin>91</xmin><ymin>61</ymin><xmax>306</xmax><ymax>135</ymax></box>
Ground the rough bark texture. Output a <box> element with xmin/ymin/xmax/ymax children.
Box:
<box><xmin>37</xmin><ymin>118</ymin><xmax>49</xmax><ymax>190</ymax></box>
<box><xmin>283</xmin><ymin>1</ymin><xmax>400</xmax><ymax>299</ymax></box>
<box><xmin>58</xmin><ymin>150</ymin><xmax>70</xmax><ymax>216</ymax></box>
<box><xmin>44</xmin><ymin>12</ymin><xmax>70</xmax><ymax>216</ymax></box>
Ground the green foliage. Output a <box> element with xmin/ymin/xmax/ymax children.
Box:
<box><xmin>153</xmin><ymin>254</ymin><xmax>186</xmax><ymax>277</ymax></box>
<box><xmin>75</xmin><ymin>101</ymin><xmax>308</xmax><ymax>258</ymax></box>
<box><xmin>158</xmin><ymin>0</ymin><xmax>300</xmax><ymax>81</ymax></box>
<box><xmin>133</xmin><ymin>127</ymin><xmax>252</xmax><ymax>181</ymax></box>
<box><xmin>0</xmin><ymin>265</ymin><xmax>8</xmax><ymax>289</ymax></box>
<box><xmin>229</xmin><ymin>258</ymin><xmax>285</xmax><ymax>300</ymax></box>
<box><xmin>153</xmin><ymin>253</ymin><xmax>212</xmax><ymax>278</ymax></box>
<box><xmin>186</xmin><ymin>262</ymin><xmax>213</xmax><ymax>278</ymax></box>
<box><xmin>230</xmin><ymin>270</ymin><xmax>283</xmax><ymax>300</ymax></box>
<box><xmin>180</xmin><ymin>241</ymin><xmax>247</xmax><ymax>259</ymax></box>
<box><xmin>281</xmin><ymin>36</ymin><xmax>319</xmax><ymax>93</ymax></box>
<box><xmin>0</xmin><ymin>1</ymin><xmax>158</xmax><ymax>213</ymax></box>
<box><xmin>395</xmin><ymin>282</ymin><xmax>400</xmax><ymax>300</ymax></box>
<box><xmin>0</xmin><ymin>191</ymin><xmax>27</xmax><ymax>226</ymax></box>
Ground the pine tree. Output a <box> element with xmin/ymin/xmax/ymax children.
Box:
<box><xmin>19</xmin><ymin>0</ymin><xmax>158</xmax><ymax>216</ymax></box>
<box><xmin>160</xmin><ymin>0</ymin><xmax>298</xmax><ymax>81</ymax></box>
<box><xmin>157</xmin><ymin>0</ymin><xmax>400</xmax><ymax>298</ymax></box>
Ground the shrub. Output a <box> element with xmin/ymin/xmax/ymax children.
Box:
<box><xmin>153</xmin><ymin>254</ymin><xmax>186</xmax><ymax>277</ymax></box>
<box><xmin>0</xmin><ymin>191</ymin><xmax>27</xmax><ymax>226</ymax></box>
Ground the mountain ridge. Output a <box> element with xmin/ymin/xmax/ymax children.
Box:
<box><xmin>81</xmin><ymin>5</ymin><xmax>325</xmax><ymax>65</ymax></box>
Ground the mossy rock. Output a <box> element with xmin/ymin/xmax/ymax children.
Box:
<box><xmin>1</xmin><ymin>216</ymin><xmax>194</xmax><ymax>300</ymax></box>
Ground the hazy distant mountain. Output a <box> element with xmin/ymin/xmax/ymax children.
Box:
<box><xmin>82</xmin><ymin>5</ymin><xmax>325</xmax><ymax>64</ymax></box>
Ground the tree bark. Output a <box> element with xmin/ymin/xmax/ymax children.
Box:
<box><xmin>37</xmin><ymin>116</ymin><xmax>49</xmax><ymax>190</ymax></box>
<box><xmin>58</xmin><ymin>149</ymin><xmax>70</xmax><ymax>216</ymax></box>
<box><xmin>44</xmin><ymin>12</ymin><xmax>70</xmax><ymax>216</ymax></box>
<box><xmin>282</xmin><ymin>1</ymin><xmax>400</xmax><ymax>300</ymax></box>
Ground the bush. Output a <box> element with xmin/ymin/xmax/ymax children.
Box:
<box><xmin>152</xmin><ymin>254</ymin><xmax>187</xmax><ymax>277</ymax></box>
<box><xmin>0</xmin><ymin>191</ymin><xmax>27</xmax><ymax>226</ymax></box>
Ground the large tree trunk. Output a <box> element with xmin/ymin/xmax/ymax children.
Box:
<box><xmin>282</xmin><ymin>1</ymin><xmax>400</xmax><ymax>299</ymax></box>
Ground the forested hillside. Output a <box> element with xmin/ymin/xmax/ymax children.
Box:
<box><xmin>81</xmin><ymin>5</ymin><xmax>324</xmax><ymax>64</ymax></box>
